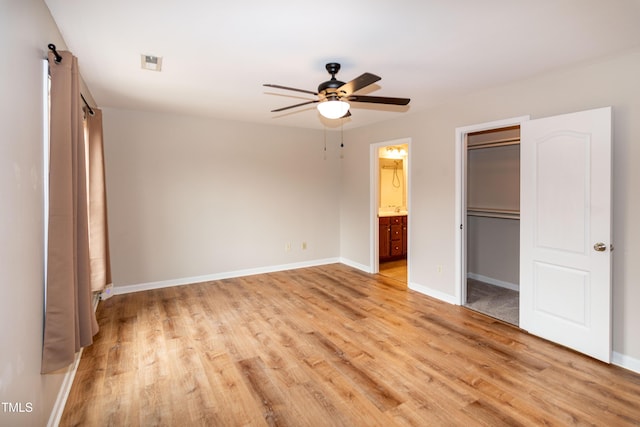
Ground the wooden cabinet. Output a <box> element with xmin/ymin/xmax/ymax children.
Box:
<box><xmin>379</xmin><ymin>217</ymin><xmax>391</xmax><ymax>258</ymax></box>
<box><xmin>379</xmin><ymin>215</ymin><xmax>407</xmax><ymax>261</ymax></box>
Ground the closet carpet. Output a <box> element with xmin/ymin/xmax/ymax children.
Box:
<box><xmin>465</xmin><ymin>279</ymin><xmax>519</xmax><ymax>326</ymax></box>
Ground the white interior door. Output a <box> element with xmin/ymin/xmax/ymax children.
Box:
<box><xmin>520</xmin><ymin>107</ymin><xmax>612</xmax><ymax>362</ymax></box>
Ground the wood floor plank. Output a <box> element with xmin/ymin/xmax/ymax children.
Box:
<box><xmin>237</xmin><ymin>356</ymin><xmax>302</xmax><ymax>426</ymax></box>
<box><xmin>200</xmin><ymin>351</ymin><xmax>269</xmax><ymax>426</ymax></box>
<box><xmin>300</xmin><ymin>359</ymin><xmax>395</xmax><ymax>427</ymax></box>
<box><xmin>60</xmin><ymin>264</ymin><xmax>640</xmax><ymax>426</ymax></box>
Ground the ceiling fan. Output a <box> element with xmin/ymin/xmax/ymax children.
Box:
<box><xmin>264</xmin><ymin>63</ymin><xmax>410</xmax><ymax>119</ymax></box>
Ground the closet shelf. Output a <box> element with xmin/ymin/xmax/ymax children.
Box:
<box><xmin>467</xmin><ymin>137</ymin><xmax>520</xmax><ymax>150</ymax></box>
<box><xmin>467</xmin><ymin>207</ymin><xmax>520</xmax><ymax>220</ymax></box>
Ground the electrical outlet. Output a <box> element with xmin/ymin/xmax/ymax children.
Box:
<box><xmin>285</xmin><ymin>242</ymin><xmax>291</xmax><ymax>252</ymax></box>
<box><xmin>437</xmin><ymin>265</ymin><xmax>443</xmax><ymax>273</ymax></box>
<box><xmin>302</xmin><ymin>242</ymin><xmax>307</xmax><ymax>250</ymax></box>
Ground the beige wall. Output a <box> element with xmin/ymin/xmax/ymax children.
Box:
<box><xmin>0</xmin><ymin>0</ymin><xmax>71</xmax><ymax>425</ymax></box>
<box><xmin>467</xmin><ymin>144</ymin><xmax>520</xmax><ymax>212</ymax></box>
<box><xmin>466</xmin><ymin>216</ymin><xmax>520</xmax><ymax>286</ymax></box>
<box><xmin>466</xmin><ymin>136</ymin><xmax>520</xmax><ymax>287</ymax></box>
<box><xmin>103</xmin><ymin>108</ymin><xmax>342</xmax><ymax>287</ymax></box>
<box><xmin>341</xmin><ymin>48</ymin><xmax>640</xmax><ymax>361</ymax></box>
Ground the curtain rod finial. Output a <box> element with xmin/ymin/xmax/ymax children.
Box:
<box><xmin>48</xmin><ymin>43</ymin><xmax>62</xmax><ymax>63</ymax></box>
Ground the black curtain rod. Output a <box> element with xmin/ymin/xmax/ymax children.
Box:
<box><xmin>47</xmin><ymin>43</ymin><xmax>62</xmax><ymax>63</ymax></box>
<box><xmin>48</xmin><ymin>43</ymin><xmax>95</xmax><ymax>116</ymax></box>
<box><xmin>81</xmin><ymin>94</ymin><xmax>95</xmax><ymax>116</ymax></box>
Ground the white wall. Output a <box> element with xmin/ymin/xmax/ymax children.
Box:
<box><xmin>0</xmin><ymin>0</ymin><xmax>71</xmax><ymax>425</ymax></box>
<box><xmin>341</xmin><ymin>48</ymin><xmax>640</xmax><ymax>363</ymax></box>
<box><xmin>103</xmin><ymin>108</ymin><xmax>342</xmax><ymax>287</ymax></box>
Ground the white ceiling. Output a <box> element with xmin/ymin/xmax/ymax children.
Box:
<box><xmin>44</xmin><ymin>0</ymin><xmax>640</xmax><ymax>130</ymax></box>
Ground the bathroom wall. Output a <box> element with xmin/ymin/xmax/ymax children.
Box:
<box><xmin>380</xmin><ymin>158</ymin><xmax>405</xmax><ymax>208</ymax></box>
<box><xmin>378</xmin><ymin>144</ymin><xmax>408</xmax><ymax>211</ymax></box>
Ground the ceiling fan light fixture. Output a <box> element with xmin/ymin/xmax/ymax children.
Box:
<box><xmin>384</xmin><ymin>146</ymin><xmax>407</xmax><ymax>159</ymax></box>
<box><xmin>317</xmin><ymin>100</ymin><xmax>350</xmax><ymax>119</ymax></box>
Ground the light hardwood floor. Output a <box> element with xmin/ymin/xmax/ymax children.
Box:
<box><xmin>61</xmin><ymin>263</ymin><xmax>640</xmax><ymax>426</ymax></box>
<box><xmin>378</xmin><ymin>259</ymin><xmax>407</xmax><ymax>283</ymax></box>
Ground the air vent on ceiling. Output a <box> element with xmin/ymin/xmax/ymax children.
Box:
<box><xmin>141</xmin><ymin>54</ymin><xmax>162</xmax><ymax>72</ymax></box>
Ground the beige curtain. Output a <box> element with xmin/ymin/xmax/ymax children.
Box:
<box><xmin>42</xmin><ymin>51</ymin><xmax>99</xmax><ymax>374</ymax></box>
<box><xmin>84</xmin><ymin>107</ymin><xmax>112</xmax><ymax>292</ymax></box>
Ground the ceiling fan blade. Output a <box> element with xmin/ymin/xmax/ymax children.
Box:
<box><xmin>263</xmin><ymin>84</ymin><xmax>318</xmax><ymax>96</ymax></box>
<box><xmin>338</xmin><ymin>73</ymin><xmax>381</xmax><ymax>96</ymax></box>
<box><xmin>347</xmin><ymin>95</ymin><xmax>410</xmax><ymax>105</ymax></box>
<box><xmin>271</xmin><ymin>99</ymin><xmax>318</xmax><ymax>113</ymax></box>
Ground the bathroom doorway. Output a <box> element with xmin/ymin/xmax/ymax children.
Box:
<box><xmin>371</xmin><ymin>138</ymin><xmax>411</xmax><ymax>284</ymax></box>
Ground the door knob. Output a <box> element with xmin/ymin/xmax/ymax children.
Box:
<box><xmin>593</xmin><ymin>242</ymin><xmax>607</xmax><ymax>252</ymax></box>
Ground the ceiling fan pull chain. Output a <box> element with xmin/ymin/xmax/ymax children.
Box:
<box><xmin>340</xmin><ymin>121</ymin><xmax>344</xmax><ymax>159</ymax></box>
<box><xmin>323</xmin><ymin>126</ymin><xmax>327</xmax><ymax>160</ymax></box>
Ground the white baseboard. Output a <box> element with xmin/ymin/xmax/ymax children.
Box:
<box><xmin>47</xmin><ymin>293</ymin><xmax>100</xmax><ymax>427</ymax></box>
<box><xmin>47</xmin><ymin>350</ymin><xmax>83</xmax><ymax>427</ymax></box>
<box><xmin>612</xmin><ymin>351</ymin><xmax>640</xmax><ymax>374</ymax></box>
<box><xmin>467</xmin><ymin>272</ymin><xmax>519</xmax><ymax>291</ymax></box>
<box><xmin>100</xmin><ymin>283</ymin><xmax>114</xmax><ymax>300</ymax></box>
<box><xmin>112</xmin><ymin>257</ymin><xmax>341</xmax><ymax>295</ymax></box>
<box><xmin>339</xmin><ymin>257</ymin><xmax>372</xmax><ymax>273</ymax></box>
<box><xmin>408</xmin><ymin>281</ymin><xmax>459</xmax><ymax>305</ymax></box>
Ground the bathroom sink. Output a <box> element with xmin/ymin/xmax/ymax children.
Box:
<box><xmin>378</xmin><ymin>210</ymin><xmax>408</xmax><ymax>217</ymax></box>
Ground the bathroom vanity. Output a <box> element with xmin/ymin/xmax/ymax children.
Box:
<box><xmin>379</xmin><ymin>213</ymin><xmax>407</xmax><ymax>261</ymax></box>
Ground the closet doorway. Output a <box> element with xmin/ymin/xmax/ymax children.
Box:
<box><xmin>456</xmin><ymin>116</ymin><xmax>529</xmax><ymax>326</ymax></box>
<box><xmin>455</xmin><ymin>109</ymin><xmax>612</xmax><ymax>361</ymax></box>
<box><xmin>459</xmin><ymin>120</ymin><xmax>526</xmax><ymax>326</ymax></box>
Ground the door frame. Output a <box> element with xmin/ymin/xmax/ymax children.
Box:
<box><xmin>370</xmin><ymin>137</ymin><xmax>412</xmax><ymax>275</ymax></box>
<box><xmin>454</xmin><ymin>116</ymin><xmax>530</xmax><ymax>305</ymax></box>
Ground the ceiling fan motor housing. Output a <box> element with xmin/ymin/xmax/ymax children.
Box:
<box><xmin>318</xmin><ymin>63</ymin><xmax>346</xmax><ymax>99</ymax></box>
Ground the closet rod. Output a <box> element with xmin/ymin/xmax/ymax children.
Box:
<box><xmin>47</xmin><ymin>44</ymin><xmax>95</xmax><ymax>116</ymax></box>
<box><xmin>467</xmin><ymin>208</ymin><xmax>520</xmax><ymax>220</ymax></box>
<box><xmin>467</xmin><ymin>137</ymin><xmax>520</xmax><ymax>150</ymax></box>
